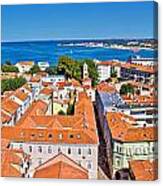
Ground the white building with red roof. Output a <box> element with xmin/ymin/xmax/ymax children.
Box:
<box><xmin>15</xmin><ymin>61</ymin><xmax>34</xmax><ymax>73</ymax></box>
<box><xmin>33</xmin><ymin>153</ymin><xmax>88</xmax><ymax>179</ymax></box>
<box><xmin>2</xmin><ymin>93</ymin><xmax>99</xmax><ymax>179</ymax></box>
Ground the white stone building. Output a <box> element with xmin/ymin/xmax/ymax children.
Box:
<box><xmin>2</xmin><ymin>93</ymin><xmax>99</xmax><ymax>179</ymax></box>
<box><xmin>15</xmin><ymin>61</ymin><xmax>34</xmax><ymax>73</ymax></box>
<box><xmin>38</xmin><ymin>61</ymin><xmax>50</xmax><ymax>71</ymax></box>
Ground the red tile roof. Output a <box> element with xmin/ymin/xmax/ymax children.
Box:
<box><xmin>1</xmin><ymin>111</ymin><xmax>12</xmax><ymax>124</ymax></box>
<box><xmin>30</xmin><ymin>76</ymin><xmax>41</xmax><ymax>83</ymax></box>
<box><xmin>97</xmin><ymin>61</ymin><xmax>121</xmax><ymax>67</ymax></box>
<box><xmin>129</xmin><ymin>160</ymin><xmax>158</xmax><ymax>180</ymax></box>
<box><xmin>96</xmin><ymin>82</ymin><xmax>117</xmax><ymax>93</ymax></box>
<box><xmin>98</xmin><ymin>60</ymin><xmax>157</xmax><ymax>74</ymax></box>
<box><xmin>40</xmin><ymin>87</ymin><xmax>53</xmax><ymax>95</ymax></box>
<box><xmin>33</xmin><ymin>153</ymin><xmax>88</xmax><ymax>179</ymax></box>
<box><xmin>2</xmin><ymin>93</ymin><xmax>98</xmax><ymax>145</ymax></box>
<box><xmin>2</xmin><ymin>99</ymin><xmax>20</xmax><ymax>115</ymax></box>
<box><xmin>121</xmin><ymin>62</ymin><xmax>157</xmax><ymax>74</ymax></box>
<box><xmin>1</xmin><ymin>149</ymin><xmax>25</xmax><ymax>177</ymax></box>
<box><xmin>17</xmin><ymin>61</ymin><xmax>34</xmax><ymax>66</ymax></box>
<box><xmin>42</xmin><ymin>81</ymin><xmax>53</xmax><ymax>87</ymax></box>
<box><xmin>71</xmin><ymin>79</ymin><xmax>81</xmax><ymax>87</ymax></box>
<box><xmin>14</xmin><ymin>90</ymin><xmax>29</xmax><ymax>101</ymax></box>
<box><xmin>107</xmin><ymin>112</ymin><xmax>157</xmax><ymax>142</ymax></box>
<box><xmin>122</xmin><ymin>95</ymin><xmax>157</xmax><ymax>105</ymax></box>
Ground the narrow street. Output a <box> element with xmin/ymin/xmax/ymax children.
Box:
<box><xmin>94</xmin><ymin>103</ymin><xmax>112</xmax><ymax>179</ymax></box>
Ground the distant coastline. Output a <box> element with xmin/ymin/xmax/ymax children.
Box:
<box><xmin>2</xmin><ymin>38</ymin><xmax>157</xmax><ymax>43</ymax></box>
<box><xmin>1</xmin><ymin>39</ymin><xmax>157</xmax><ymax>65</ymax></box>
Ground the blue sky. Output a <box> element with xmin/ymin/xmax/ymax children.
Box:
<box><xmin>1</xmin><ymin>1</ymin><xmax>157</xmax><ymax>41</ymax></box>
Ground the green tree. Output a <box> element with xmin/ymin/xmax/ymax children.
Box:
<box><xmin>45</xmin><ymin>66</ymin><xmax>58</xmax><ymax>75</ymax></box>
<box><xmin>1</xmin><ymin>77</ymin><xmax>27</xmax><ymax>94</ymax></box>
<box><xmin>80</xmin><ymin>59</ymin><xmax>99</xmax><ymax>86</ymax></box>
<box><xmin>120</xmin><ymin>83</ymin><xmax>134</xmax><ymax>95</ymax></box>
<box><xmin>2</xmin><ymin>65</ymin><xmax>19</xmax><ymax>72</ymax></box>
<box><xmin>57</xmin><ymin>56</ymin><xmax>81</xmax><ymax>80</ymax></box>
<box><xmin>57</xmin><ymin>56</ymin><xmax>99</xmax><ymax>86</ymax></box>
<box><xmin>111</xmin><ymin>69</ymin><xmax>117</xmax><ymax>78</ymax></box>
<box><xmin>5</xmin><ymin>60</ymin><xmax>12</xmax><ymax>66</ymax></box>
<box><xmin>29</xmin><ymin>64</ymin><xmax>40</xmax><ymax>74</ymax></box>
<box><xmin>58</xmin><ymin>110</ymin><xmax>66</xmax><ymax>115</ymax></box>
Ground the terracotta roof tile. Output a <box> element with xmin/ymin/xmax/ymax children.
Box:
<box><xmin>122</xmin><ymin>95</ymin><xmax>157</xmax><ymax>105</ymax></box>
<box><xmin>33</xmin><ymin>153</ymin><xmax>88</xmax><ymax>179</ymax></box>
<box><xmin>17</xmin><ymin>61</ymin><xmax>34</xmax><ymax>66</ymax></box>
<box><xmin>14</xmin><ymin>90</ymin><xmax>29</xmax><ymax>101</ymax></box>
<box><xmin>30</xmin><ymin>76</ymin><xmax>41</xmax><ymax>83</ymax></box>
<box><xmin>96</xmin><ymin>82</ymin><xmax>117</xmax><ymax>93</ymax></box>
<box><xmin>1</xmin><ymin>111</ymin><xmax>12</xmax><ymax>124</ymax></box>
<box><xmin>40</xmin><ymin>87</ymin><xmax>53</xmax><ymax>95</ymax></box>
<box><xmin>107</xmin><ymin>112</ymin><xmax>157</xmax><ymax>142</ymax></box>
<box><xmin>2</xmin><ymin>99</ymin><xmax>20</xmax><ymax>115</ymax></box>
<box><xmin>97</xmin><ymin>61</ymin><xmax>121</xmax><ymax>67</ymax></box>
<box><xmin>1</xmin><ymin>149</ymin><xmax>25</xmax><ymax>177</ymax></box>
<box><xmin>2</xmin><ymin>93</ymin><xmax>98</xmax><ymax>145</ymax></box>
<box><xmin>129</xmin><ymin>160</ymin><xmax>158</xmax><ymax>180</ymax></box>
<box><xmin>98</xmin><ymin>60</ymin><xmax>157</xmax><ymax>73</ymax></box>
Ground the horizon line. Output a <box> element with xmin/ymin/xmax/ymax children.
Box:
<box><xmin>2</xmin><ymin>37</ymin><xmax>156</xmax><ymax>43</ymax></box>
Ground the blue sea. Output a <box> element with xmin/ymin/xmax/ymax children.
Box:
<box><xmin>1</xmin><ymin>40</ymin><xmax>157</xmax><ymax>66</ymax></box>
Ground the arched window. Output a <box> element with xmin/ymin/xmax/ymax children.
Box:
<box><xmin>68</xmin><ymin>148</ymin><xmax>71</xmax><ymax>154</ymax></box>
<box><xmin>38</xmin><ymin>158</ymin><xmax>42</xmax><ymax>165</ymax></box>
<box><xmin>29</xmin><ymin>146</ymin><xmax>32</xmax><ymax>153</ymax></box>
<box><xmin>48</xmin><ymin>146</ymin><xmax>52</xmax><ymax>153</ymax></box>
<box><xmin>88</xmin><ymin>148</ymin><xmax>91</xmax><ymax>155</ymax></box>
<box><xmin>38</xmin><ymin>146</ymin><xmax>42</xmax><ymax>153</ymax></box>
<box><xmin>58</xmin><ymin>147</ymin><xmax>61</xmax><ymax>153</ymax></box>
<box><xmin>78</xmin><ymin>148</ymin><xmax>81</xmax><ymax>155</ymax></box>
<box><xmin>87</xmin><ymin>161</ymin><xmax>92</xmax><ymax>169</ymax></box>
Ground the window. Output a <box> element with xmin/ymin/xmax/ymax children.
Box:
<box><xmin>69</xmin><ymin>134</ymin><xmax>74</xmax><ymax>139</ymax></box>
<box><xmin>29</xmin><ymin>146</ymin><xmax>32</xmax><ymax>153</ymax></box>
<box><xmin>135</xmin><ymin>147</ymin><xmax>141</xmax><ymax>155</ymax></box>
<box><xmin>78</xmin><ymin>148</ymin><xmax>81</xmax><ymax>155</ymax></box>
<box><xmin>58</xmin><ymin>147</ymin><xmax>61</xmax><ymax>153</ymax></box>
<box><xmin>38</xmin><ymin>158</ymin><xmax>42</xmax><ymax>166</ymax></box>
<box><xmin>116</xmin><ymin>158</ymin><xmax>121</xmax><ymax>167</ymax></box>
<box><xmin>48</xmin><ymin>146</ymin><xmax>52</xmax><ymax>153</ymax></box>
<box><xmin>87</xmin><ymin>161</ymin><xmax>92</xmax><ymax>169</ymax></box>
<box><xmin>152</xmin><ymin>146</ymin><xmax>155</xmax><ymax>153</ymax></box>
<box><xmin>38</xmin><ymin>146</ymin><xmax>42</xmax><ymax>153</ymax></box>
<box><xmin>58</xmin><ymin>133</ymin><xmax>63</xmax><ymax>140</ymax></box>
<box><xmin>68</xmin><ymin>148</ymin><xmax>71</xmax><ymax>154</ymax></box>
<box><xmin>31</xmin><ymin>133</ymin><xmax>35</xmax><ymax>139</ymax></box>
<box><xmin>88</xmin><ymin>148</ymin><xmax>91</xmax><ymax>155</ymax></box>
<box><xmin>48</xmin><ymin>133</ymin><xmax>53</xmax><ymax>139</ymax></box>
<box><xmin>19</xmin><ymin>144</ymin><xmax>23</xmax><ymax>149</ymax></box>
